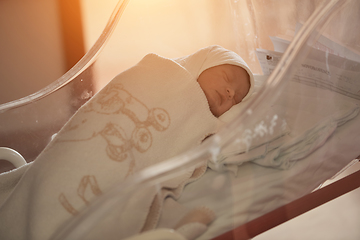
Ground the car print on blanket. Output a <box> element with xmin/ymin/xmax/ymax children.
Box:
<box><xmin>58</xmin><ymin>82</ymin><xmax>171</xmax><ymax>162</ymax></box>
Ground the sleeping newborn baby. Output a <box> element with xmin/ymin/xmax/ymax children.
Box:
<box><xmin>0</xmin><ymin>45</ymin><xmax>255</xmax><ymax>240</ymax></box>
<box><xmin>175</xmin><ymin>45</ymin><xmax>254</xmax><ymax>118</ymax></box>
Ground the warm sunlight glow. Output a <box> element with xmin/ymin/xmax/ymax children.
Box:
<box><xmin>80</xmin><ymin>0</ymin><xmax>237</xmax><ymax>91</ymax></box>
<box><xmin>80</xmin><ymin>0</ymin><xmax>302</xmax><ymax>91</ymax></box>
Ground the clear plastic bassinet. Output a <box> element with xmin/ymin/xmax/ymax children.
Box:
<box><xmin>0</xmin><ymin>0</ymin><xmax>360</xmax><ymax>239</ymax></box>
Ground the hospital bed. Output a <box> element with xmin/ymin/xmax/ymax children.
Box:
<box><xmin>0</xmin><ymin>0</ymin><xmax>360</xmax><ymax>239</ymax></box>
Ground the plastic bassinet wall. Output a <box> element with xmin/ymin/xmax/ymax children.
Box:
<box><xmin>0</xmin><ymin>0</ymin><xmax>360</xmax><ymax>240</ymax></box>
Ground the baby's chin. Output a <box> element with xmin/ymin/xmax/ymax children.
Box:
<box><xmin>209</xmin><ymin>105</ymin><xmax>222</xmax><ymax>118</ymax></box>
<box><xmin>211</xmin><ymin>104</ymin><xmax>234</xmax><ymax>118</ymax></box>
<box><xmin>207</xmin><ymin>96</ymin><xmax>228</xmax><ymax>117</ymax></box>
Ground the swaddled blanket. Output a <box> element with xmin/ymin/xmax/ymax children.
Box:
<box><xmin>0</xmin><ymin>52</ymin><xmax>225</xmax><ymax>239</ymax></box>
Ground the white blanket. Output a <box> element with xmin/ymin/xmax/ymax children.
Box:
<box><xmin>0</xmin><ymin>53</ymin><xmax>223</xmax><ymax>240</ymax></box>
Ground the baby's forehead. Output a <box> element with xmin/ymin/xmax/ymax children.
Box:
<box><xmin>205</xmin><ymin>63</ymin><xmax>244</xmax><ymax>72</ymax></box>
<box><xmin>208</xmin><ymin>64</ymin><xmax>247</xmax><ymax>76</ymax></box>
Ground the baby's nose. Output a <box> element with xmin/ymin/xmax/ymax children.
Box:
<box><xmin>226</xmin><ymin>88</ymin><xmax>235</xmax><ymax>99</ymax></box>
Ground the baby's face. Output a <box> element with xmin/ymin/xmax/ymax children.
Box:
<box><xmin>197</xmin><ymin>64</ymin><xmax>250</xmax><ymax>117</ymax></box>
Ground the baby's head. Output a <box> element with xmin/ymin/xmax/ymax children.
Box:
<box><xmin>194</xmin><ymin>45</ymin><xmax>254</xmax><ymax>118</ymax></box>
<box><xmin>197</xmin><ymin>64</ymin><xmax>250</xmax><ymax>117</ymax></box>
